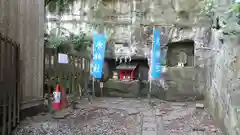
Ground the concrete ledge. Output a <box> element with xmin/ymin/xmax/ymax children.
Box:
<box><xmin>20</xmin><ymin>104</ymin><xmax>47</xmax><ymax>121</ymax></box>
<box><xmin>21</xmin><ymin>98</ymin><xmax>44</xmax><ymax>110</ymax></box>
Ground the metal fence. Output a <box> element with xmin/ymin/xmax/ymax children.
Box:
<box><xmin>0</xmin><ymin>33</ymin><xmax>20</xmax><ymax>135</ymax></box>
<box><xmin>44</xmin><ymin>48</ymin><xmax>91</xmax><ymax>109</ymax></box>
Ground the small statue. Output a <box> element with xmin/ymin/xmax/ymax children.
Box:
<box><xmin>177</xmin><ymin>50</ymin><xmax>187</xmax><ymax>67</ymax></box>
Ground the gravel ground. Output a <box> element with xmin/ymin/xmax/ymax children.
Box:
<box><xmin>160</xmin><ymin>103</ymin><xmax>223</xmax><ymax>135</ymax></box>
<box><xmin>12</xmin><ymin>107</ymin><xmax>140</xmax><ymax>135</ymax></box>
<box><xmin>12</xmin><ymin>98</ymin><xmax>223</xmax><ymax>135</ymax></box>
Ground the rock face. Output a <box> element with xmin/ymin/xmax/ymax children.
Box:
<box><xmin>46</xmin><ymin>0</ymin><xmax>211</xmax><ymax>100</ymax></box>
<box><xmin>140</xmin><ymin>26</ymin><xmax>210</xmax><ymax>100</ymax></box>
<box><xmin>203</xmin><ymin>0</ymin><xmax>240</xmax><ymax>134</ymax></box>
<box><xmin>205</xmin><ymin>29</ymin><xmax>240</xmax><ymax>135</ymax></box>
<box><xmin>104</xmin><ymin>17</ymin><xmax>211</xmax><ymax>101</ymax></box>
<box><xmin>101</xmin><ymin>0</ymin><xmax>212</xmax><ymax>101</ymax></box>
<box><xmin>94</xmin><ymin>0</ymin><xmax>212</xmax><ymax>59</ymax></box>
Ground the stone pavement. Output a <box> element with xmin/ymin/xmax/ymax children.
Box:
<box><xmin>74</xmin><ymin>98</ymin><xmax>223</xmax><ymax>135</ymax></box>
<box><xmin>85</xmin><ymin>98</ymin><xmax>166</xmax><ymax>135</ymax></box>
<box><xmin>13</xmin><ymin>98</ymin><xmax>223</xmax><ymax>135</ymax></box>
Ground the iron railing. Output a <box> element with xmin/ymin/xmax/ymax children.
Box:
<box><xmin>0</xmin><ymin>33</ymin><xmax>20</xmax><ymax>135</ymax></box>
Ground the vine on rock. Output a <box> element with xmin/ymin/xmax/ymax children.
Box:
<box><xmin>200</xmin><ymin>0</ymin><xmax>240</xmax><ymax>38</ymax></box>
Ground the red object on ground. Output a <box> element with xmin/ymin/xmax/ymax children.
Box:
<box><xmin>60</xmin><ymin>84</ymin><xmax>68</xmax><ymax>108</ymax></box>
<box><xmin>52</xmin><ymin>84</ymin><xmax>61</xmax><ymax>111</ymax></box>
<box><xmin>52</xmin><ymin>83</ymin><xmax>68</xmax><ymax>111</ymax></box>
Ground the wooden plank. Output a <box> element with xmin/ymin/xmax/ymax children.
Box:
<box><xmin>1</xmin><ymin>42</ymin><xmax>8</xmax><ymax>135</ymax></box>
<box><xmin>38</xmin><ymin>0</ymin><xmax>44</xmax><ymax>99</ymax></box>
<box><xmin>29</xmin><ymin>0</ymin><xmax>36</xmax><ymax>98</ymax></box>
<box><xmin>8</xmin><ymin>0</ymin><xmax>14</xmax><ymax>39</ymax></box>
<box><xmin>12</xmin><ymin>46</ymin><xmax>17</xmax><ymax>127</ymax></box>
<box><xmin>0</xmin><ymin>0</ymin><xmax>3</xmax><ymax>33</ymax></box>
<box><xmin>26</xmin><ymin>0</ymin><xmax>32</xmax><ymax>98</ymax></box>
<box><xmin>0</xmin><ymin>36</ymin><xmax>3</xmax><ymax>82</ymax></box>
<box><xmin>8</xmin><ymin>87</ymin><xmax>13</xmax><ymax>134</ymax></box>
<box><xmin>16</xmin><ymin>45</ymin><xmax>20</xmax><ymax>124</ymax></box>
<box><xmin>18</xmin><ymin>0</ymin><xmax>26</xmax><ymax>100</ymax></box>
<box><xmin>13</xmin><ymin>69</ymin><xmax>17</xmax><ymax>127</ymax></box>
<box><xmin>14</xmin><ymin>0</ymin><xmax>19</xmax><ymax>43</ymax></box>
<box><xmin>0</xmin><ymin>1</ymin><xmax>21</xmax><ymax>133</ymax></box>
<box><xmin>7</xmin><ymin>44</ymin><xmax>13</xmax><ymax>134</ymax></box>
<box><xmin>15</xmin><ymin>0</ymin><xmax>44</xmax><ymax>106</ymax></box>
<box><xmin>1</xmin><ymin>91</ymin><xmax>7</xmax><ymax>135</ymax></box>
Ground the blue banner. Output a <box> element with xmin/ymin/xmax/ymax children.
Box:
<box><xmin>151</xmin><ymin>29</ymin><xmax>161</xmax><ymax>78</ymax></box>
<box><xmin>92</xmin><ymin>33</ymin><xmax>107</xmax><ymax>79</ymax></box>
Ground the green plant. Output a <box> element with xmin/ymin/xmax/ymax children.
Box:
<box><xmin>45</xmin><ymin>36</ymin><xmax>67</xmax><ymax>48</ymax></box>
<box><xmin>72</xmin><ymin>33</ymin><xmax>92</xmax><ymax>52</ymax></box>
<box><xmin>45</xmin><ymin>25</ymin><xmax>92</xmax><ymax>52</ymax></box>
<box><xmin>225</xmin><ymin>3</ymin><xmax>240</xmax><ymax>18</ymax></box>
<box><xmin>200</xmin><ymin>0</ymin><xmax>215</xmax><ymax>17</ymax></box>
<box><xmin>222</xmin><ymin>2</ymin><xmax>240</xmax><ymax>35</ymax></box>
<box><xmin>195</xmin><ymin>0</ymin><xmax>216</xmax><ymax>26</ymax></box>
<box><xmin>231</xmin><ymin>3</ymin><xmax>240</xmax><ymax>14</ymax></box>
<box><xmin>45</xmin><ymin>0</ymin><xmax>77</xmax><ymax>14</ymax></box>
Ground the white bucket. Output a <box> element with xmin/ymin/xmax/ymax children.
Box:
<box><xmin>53</xmin><ymin>91</ymin><xmax>61</xmax><ymax>103</ymax></box>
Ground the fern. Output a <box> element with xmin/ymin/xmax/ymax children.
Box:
<box><xmin>45</xmin><ymin>36</ymin><xmax>67</xmax><ymax>49</ymax></box>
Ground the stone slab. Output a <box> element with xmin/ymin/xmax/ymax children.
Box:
<box><xmin>143</xmin><ymin>122</ymin><xmax>156</xmax><ymax>129</ymax></box>
<box><xmin>142</xmin><ymin>130</ymin><xmax>157</xmax><ymax>135</ymax></box>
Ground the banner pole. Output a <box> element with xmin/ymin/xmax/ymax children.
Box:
<box><xmin>148</xmin><ymin>26</ymin><xmax>155</xmax><ymax>103</ymax></box>
<box><xmin>92</xmin><ymin>76</ymin><xmax>95</xmax><ymax>98</ymax></box>
<box><xmin>148</xmin><ymin>78</ymin><xmax>152</xmax><ymax>100</ymax></box>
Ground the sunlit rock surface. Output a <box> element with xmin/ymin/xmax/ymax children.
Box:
<box><xmin>45</xmin><ymin>0</ymin><xmax>212</xmax><ymax>100</ymax></box>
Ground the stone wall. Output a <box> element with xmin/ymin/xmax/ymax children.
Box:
<box><xmin>205</xmin><ymin>29</ymin><xmax>240</xmax><ymax>135</ymax></box>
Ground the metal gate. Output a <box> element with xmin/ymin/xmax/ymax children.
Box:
<box><xmin>0</xmin><ymin>33</ymin><xmax>20</xmax><ymax>135</ymax></box>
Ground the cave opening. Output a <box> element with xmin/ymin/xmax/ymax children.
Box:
<box><xmin>166</xmin><ymin>40</ymin><xmax>194</xmax><ymax>67</ymax></box>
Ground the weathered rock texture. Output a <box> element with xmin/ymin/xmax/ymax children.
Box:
<box><xmin>102</xmin><ymin>0</ymin><xmax>212</xmax><ymax>100</ymax></box>
<box><xmin>46</xmin><ymin>0</ymin><xmax>213</xmax><ymax>103</ymax></box>
<box><xmin>103</xmin><ymin>29</ymin><xmax>210</xmax><ymax>100</ymax></box>
<box><xmin>202</xmin><ymin>0</ymin><xmax>240</xmax><ymax>134</ymax></box>
<box><xmin>205</xmin><ymin>29</ymin><xmax>240</xmax><ymax>135</ymax></box>
<box><xmin>141</xmin><ymin>26</ymin><xmax>210</xmax><ymax>101</ymax></box>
